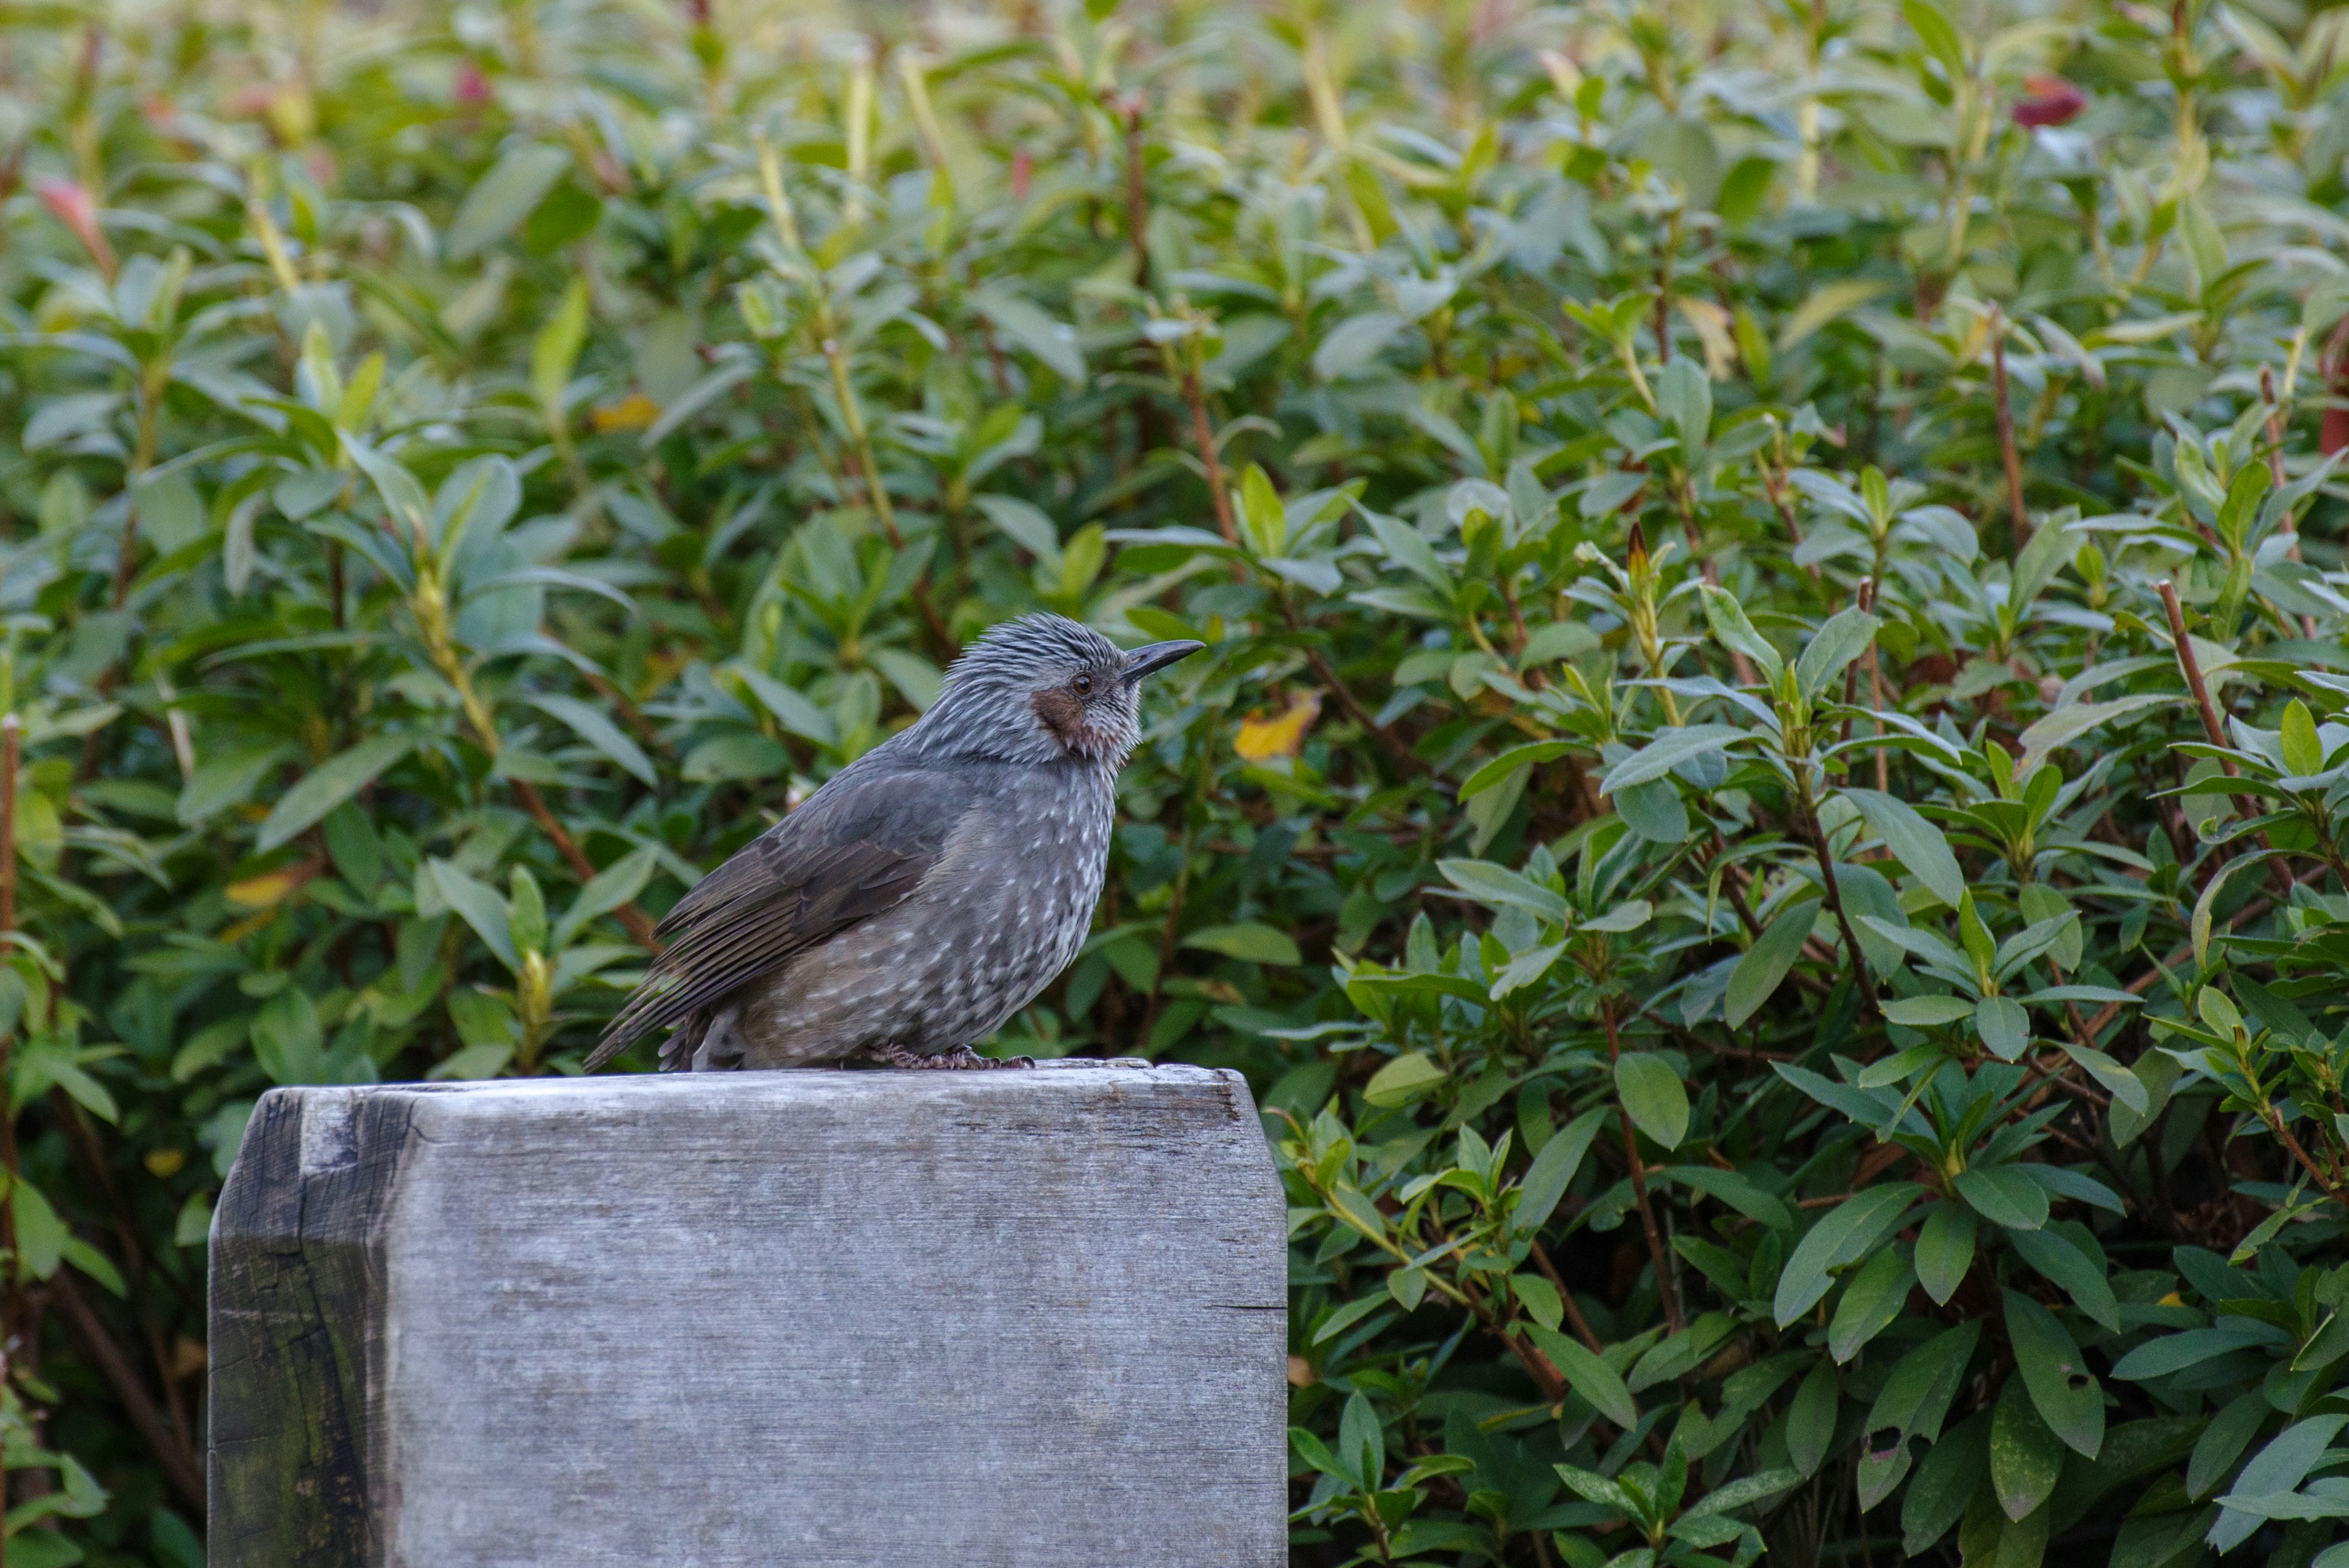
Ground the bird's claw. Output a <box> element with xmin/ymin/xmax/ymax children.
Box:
<box><xmin>866</xmin><ymin>1043</ymin><xmax>1035</xmax><ymax>1071</ymax></box>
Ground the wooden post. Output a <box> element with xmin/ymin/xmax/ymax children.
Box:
<box><xmin>209</xmin><ymin>1065</ymin><xmax>1287</xmax><ymax>1567</ymax></box>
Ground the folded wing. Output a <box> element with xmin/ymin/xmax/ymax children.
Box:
<box><xmin>585</xmin><ymin>762</ymin><xmax>971</xmax><ymax>1069</ymax></box>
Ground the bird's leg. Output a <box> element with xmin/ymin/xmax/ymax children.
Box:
<box><xmin>867</xmin><ymin>1043</ymin><xmax>1035</xmax><ymax>1070</ymax></box>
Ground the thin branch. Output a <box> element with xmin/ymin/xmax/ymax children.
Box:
<box><xmin>2157</xmin><ymin>580</ymin><xmax>2296</xmax><ymax>899</ymax></box>
<box><xmin>1602</xmin><ymin>997</ymin><xmax>1684</xmax><ymax>1334</ymax></box>
<box><xmin>509</xmin><ymin>779</ymin><xmax>662</xmax><ymax>952</ymax></box>
<box><xmin>1990</xmin><ymin>307</ymin><xmax>2028</xmax><ymax>550</ymax></box>
<box><xmin>50</xmin><ymin>1271</ymin><xmax>206</xmax><ymax>1515</ymax></box>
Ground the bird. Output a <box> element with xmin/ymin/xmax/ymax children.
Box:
<box><xmin>584</xmin><ymin>614</ymin><xmax>1204</xmax><ymax>1073</ymax></box>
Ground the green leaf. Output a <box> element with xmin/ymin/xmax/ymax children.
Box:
<box><xmin>1236</xmin><ymin>463</ymin><xmax>1285</xmax><ymax>556</ymax></box>
<box><xmin>1773</xmin><ymin>1184</ymin><xmax>1923</xmax><ymax>1326</ymax></box>
<box><xmin>1515</xmin><ymin>1107</ymin><xmax>1608</xmax><ymax>1232</ymax></box>
<box><xmin>1510</xmin><ymin>1272</ymin><xmax>1562</xmax><ymax>1331</ymax></box>
<box><xmin>1313</xmin><ymin>311</ymin><xmax>1408</xmax><ymax>379</ymax></box>
<box><xmin>1614</xmin><ymin>1052</ymin><xmax>1689</xmax><ymax>1150</ymax></box>
<box><xmin>2280</xmin><ymin>697</ymin><xmax>2324</xmax><ymax>776</ymax></box>
<box><xmin>176</xmin><ymin>744</ymin><xmax>292</xmax><ymax>827</ymax></box>
<box><xmin>2015</xmin><ymin>693</ymin><xmax>2180</xmax><ymax>773</ymax></box>
<box><xmin>1828</xmin><ymin>1247</ymin><xmax>1915</xmax><ymax>1363</ymax></box>
<box><xmin>1181</xmin><ymin>923</ymin><xmax>1301</xmax><ymax>965</ymax></box>
<box><xmin>1727</xmin><ymin>899</ymin><xmax>1816</xmax><ymax>1029</ymax></box>
<box><xmin>973</xmin><ymin>286</ymin><xmax>1086</xmax><ymax>383</ymax></box>
<box><xmin>1882</xmin><ymin>995</ymin><xmax>1976</xmax><ymax>1027</ymax></box>
<box><xmin>1975</xmin><ymin>995</ymin><xmax>2030</xmax><ymax>1060</ymax></box>
<box><xmin>1339</xmin><ymin>1389</ymin><xmax>1386</xmax><ymax>1491</ymax></box>
<box><xmin>2189</xmin><ymin>1391</ymin><xmax>2271</xmax><ymax>1500</ymax></box>
<box><xmin>1661</xmin><ymin>1165</ymin><xmax>1792</xmax><ymax>1228</ymax></box>
<box><xmin>11</xmin><ymin>1178</ymin><xmax>66</xmax><ymax>1280</ymax></box>
<box><xmin>1698</xmin><ymin>585</ymin><xmax>1784</xmax><ymax>683</ymax></box>
<box><xmin>257</xmin><ymin>734</ymin><xmax>413</xmax><ymax>852</ymax></box>
<box><xmin>553</xmin><ymin>845</ymin><xmax>660</xmax><ymax>949</ymax></box>
<box><xmin>1957</xmin><ymin>891</ymin><xmax>1997</xmax><ymax>981</ymax></box>
<box><xmin>1989</xmin><ymin>1377</ymin><xmax>2065</xmax><ymax>1522</ymax></box>
<box><xmin>447</xmin><ymin>143</ymin><xmax>571</xmax><ymax>259</ymax></box>
<box><xmin>1327</xmin><ymin>1184</ymin><xmax>1389</xmax><ymax>1241</ymax></box>
<box><xmin>61</xmin><ymin>1235</ymin><xmax>126</xmax><ymax>1297</ymax></box>
<box><xmin>532</xmin><ymin>278</ymin><xmax>591</xmax><ymax>417</ymax></box>
<box><xmin>1903</xmin><ymin>1411</ymin><xmax>1990</xmax><ymax>1556</ymax></box>
<box><xmin>1954</xmin><ymin>1165</ymin><xmax>2047</xmax><ymax>1229</ymax></box>
<box><xmin>2006</xmin><ymin>1226</ymin><xmax>2120</xmax><ymax>1332</ymax></box>
<box><xmin>1841</xmin><ymin>789</ymin><xmax>1967</xmax><ymax>908</ymax></box>
<box><xmin>1460</xmin><ymin>741</ymin><xmax>1575</xmax><ymax>800</ymax></box>
<box><xmin>1597</xmin><ymin>724</ymin><xmax>1746</xmax><ymax>793</ymax></box>
<box><xmin>423</xmin><ymin>859</ymin><xmax>518</xmax><ymax>971</ymax></box>
<box><xmin>2211</xmin><ymin>1414</ymin><xmax>2349</xmax><ymax>1551</ymax></box>
<box><xmin>1859</xmin><ymin>1320</ymin><xmax>1980</xmax><ymax>1509</ymax></box>
<box><xmin>1914</xmin><ymin>1203</ymin><xmax>1977</xmax><ymax>1306</ymax></box>
<box><xmin>2192</xmin><ymin>848</ymin><xmax>2278</xmax><ymax>968</ymax></box>
<box><xmin>2055</xmin><ymin>1040</ymin><xmax>2148</xmax><ymax>1115</ymax></box>
<box><xmin>1794</xmin><ymin>606</ymin><xmax>1879</xmax><ymax>700</ymax></box>
<box><xmin>1657</xmin><ymin>355</ymin><xmax>1712</xmax><ymax>446</ymax></box>
<box><xmin>1312</xmin><ymin>1293</ymin><xmax>1389</xmax><ymax>1345</ymax></box>
<box><xmin>527</xmin><ymin>694</ymin><xmax>658</xmax><ymax>787</ymax></box>
<box><xmin>1611</xmin><ymin>776</ymin><xmax>1689</xmax><ymax>842</ymax></box>
<box><xmin>1434</xmin><ymin>859</ymin><xmax>1567</xmax><ymax>924</ymax></box>
<box><xmin>1856</xmin><ymin>1041</ymin><xmax>1943</xmax><ymax>1088</ymax></box>
<box><xmin>1364</xmin><ymin>1051</ymin><xmax>1447</xmax><ymax>1108</ymax></box>
<box><xmin>2004</xmin><ymin>1290</ymin><xmax>2102</xmax><ymax>1458</ymax></box>
<box><xmin>1902</xmin><ymin>0</ymin><xmax>1965</xmax><ymax>67</ymax></box>
<box><xmin>1525</xmin><ymin>1322</ymin><xmax>1639</xmax><ymax>1428</ymax></box>
<box><xmin>1786</xmin><ymin>1361</ymin><xmax>1839</xmax><ymax>1476</ymax></box>
<box><xmin>2110</xmin><ymin>1323</ymin><xmax>2276</xmax><ymax>1380</ymax></box>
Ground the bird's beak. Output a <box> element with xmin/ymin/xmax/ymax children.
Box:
<box><xmin>1121</xmin><ymin>639</ymin><xmax>1206</xmax><ymax>683</ymax></box>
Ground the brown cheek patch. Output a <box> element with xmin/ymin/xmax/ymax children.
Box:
<box><xmin>1031</xmin><ymin>689</ymin><xmax>1087</xmax><ymax>748</ymax></box>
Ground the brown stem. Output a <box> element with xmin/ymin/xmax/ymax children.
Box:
<box><xmin>567</xmin><ymin>648</ymin><xmax>667</xmax><ymax>752</ymax></box>
<box><xmin>2157</xmin><ymin>579</ymin><xmax>2295</xmax><ymax>899</ymax></box>
<box><xmin>1838</xmin><ymin>578</ymin><xmax>1874</xmax><ymax>747</ymax></box>
<box><xmin>2261</xmin><ymin>366</ymin><xmax>2318</xmax><ymax>636</ymax></box>
<box><xmin>1991</xmin><ymin>311</ymin><xmax>2028</xmax><ymax>551</ymax></box>
<box><xmin>1602</xmin><ymin>997</ymin><xmax>1684</xmax><ymax>1334</ymax></box>
<box><xmin>1762</xmin><ymin>453</ymin><xmax>1822</xmax><ymax>584</ymax></box>
<box><xmin>1180</xmin><ymin>365</ymin><xmax>1238</xmax><ymax>549</ymax></box>
<box><xmin>1302</xmin><ymin>636</ymin><xmax>1428</xmax><ymax>779</ymax></box>
<box><xmin>1121</xmin><ymin>95</ymin><xmax>1150</xmax><ymax>291</ymax></box>
<box><xmin>1528</xmin><ymin>1238</ymin><xmax>1605</xmax><ymax>1356</ymax></box>
<box><xmin>50</xmin><ymin>1271</ymin><xmax>206</xmax><ymax>1514</ymax></box>
<box><xmin>1</xmin><ymin>713</ymin><xmax>18</xmax><ymax>943</ymax></box>
<box><xmin>53</xmin><ymin>1096</ymin><xmax>195</xmax><ymax>1450</ymax></box>
<box><xmin>1792</xmin><ymin>764</ymin><xmax>1878</xmax><ymax>1014</ymax></box>
<box><xmin>508</xmin><ymin>779</ymin><xmax>662</xmax><ymax>952</ymax></box>
<box><xmin>0</xmin><ymin>708</ymin><xmax>15</xmax><ymax>1465</ymax></box>
<box><xmin>1865</xmin><ymin>641</ymin><xmax>1890</xmax><ymax>794</ymax></box>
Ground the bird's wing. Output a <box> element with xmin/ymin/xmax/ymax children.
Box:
<box><xmin>586</xmin><ymin>763</ymin><xmax>973</xmax><ymax>1068</ymax></box>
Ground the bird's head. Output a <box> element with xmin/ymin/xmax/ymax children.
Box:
<box><xmin>911</xmin><ymin>614</ymin><xmax>1203</xmax><ymax>767</ymax></box>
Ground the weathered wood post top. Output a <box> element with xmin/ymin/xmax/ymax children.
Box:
<box><xmin>209</xmin><ymin>1063</ymin><xmax>1288</xmax><ymax>1567</ymax></box>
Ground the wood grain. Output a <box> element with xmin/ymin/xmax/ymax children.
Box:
<box><xmin>210</xmin><ymin>1065</ymin><xmax>1287</xmax><ymax>1567</ymax></box>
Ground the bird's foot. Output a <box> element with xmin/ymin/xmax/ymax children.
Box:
<box><xmin>866</xmin><ymin>1043</ymin><xmax>1036</xmax><ymax>1071</ymax></box>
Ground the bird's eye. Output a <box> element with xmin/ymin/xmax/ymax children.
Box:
<box><xmin>1072</xmin><ymin>673</ymin><xmax>1094</xmax><ymax>696</ymax></box>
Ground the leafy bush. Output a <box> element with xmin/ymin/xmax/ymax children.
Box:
<box><xmin>1</xmin><ymin>0</ymin><xmax>2348</xmax><ymax>1565</ymax></box>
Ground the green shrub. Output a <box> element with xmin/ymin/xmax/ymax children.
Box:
<box><xmin>1</xmin><ymin>1</ymin><xmax>2347</xmax><ymax>1564</ymax></box>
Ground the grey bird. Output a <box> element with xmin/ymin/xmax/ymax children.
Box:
<box><xmin>585</xmin><ymin>614</ymin><xmax>1203</xmax><ymax>1072</ymax></box>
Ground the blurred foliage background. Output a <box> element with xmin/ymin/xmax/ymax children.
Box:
<box><xmin>3</xmin><ymin>0</ymin><xmax>2349</xmax><ymax>1563</ymax></box>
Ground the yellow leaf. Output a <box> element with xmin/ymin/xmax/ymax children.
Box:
<box><xmin>1675</xmin><ymin>296</ymin><xmax>1737</xmax><ymax>380</ymax></box>
<box><xmin>590</xmin><ymin>391</ymin><xmax>661</xmax><ymax>433</ymax></box>
<box><xmin>1234</xmin><ymin>690</ymin><xmax>1321</xmax><ymax>762</ymax></box>
<box><xmin>217</xmin><ymin>909</ymin><xmax>276</xmax><ymax>945</ymax></box>
<box><xmin>144</xmin><ymin>1148</ymin><xmax>185</xmax><ymax>1178</ymax></box>
<box><xmin>226</xmin><ymin>870</ymin><xmax>299</xmax><ymax>908</ymax></box>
